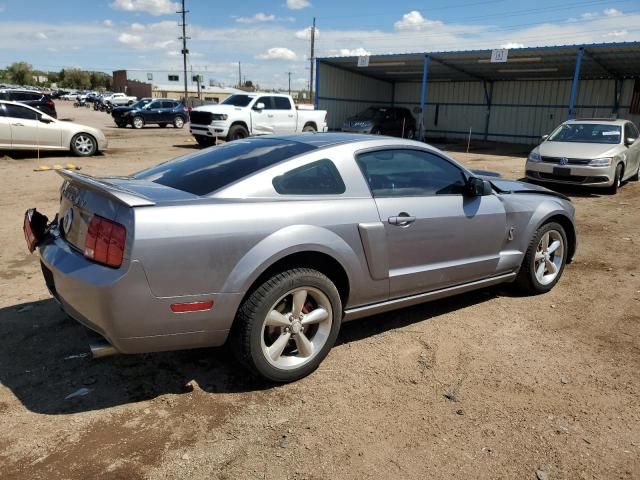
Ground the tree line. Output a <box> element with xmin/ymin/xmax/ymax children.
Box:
<box><xmin>0</xmin><ymin>62</ymin><xmax>112</xmax><ymax>90</ymax></box>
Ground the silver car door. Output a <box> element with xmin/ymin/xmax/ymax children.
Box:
<box><xmin>625</xmin><ymin>122</ymin><xmax>640</xmax><ymax>175</ymax></box>
<box><xmin>356</xmin><ymin>148</ymin><xmax>507</xmax><ymax>299</ymax></box>
<box><xmin>0</xmin><ymin>105</ymin><xmax>11</xmax><ymax>148</ymax></box>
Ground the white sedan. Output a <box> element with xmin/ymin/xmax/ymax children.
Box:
<box><xmin>0</xmin><ymin>100</ymin><xmax>107</xmax><ymax>156</ymax></box>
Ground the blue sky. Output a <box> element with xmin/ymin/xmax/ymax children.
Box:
<box><xmin>0</xmin><ymin>0</ymin><xmax>638</xmax><ymax>88</ymax></box>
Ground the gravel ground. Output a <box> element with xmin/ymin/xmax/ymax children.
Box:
<box><xmin>0</xmin><ymin>102</ymin><xmax>638</xmax><ymax>480</ymax></box>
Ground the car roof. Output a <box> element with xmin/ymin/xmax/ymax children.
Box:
<box><xmin>564</xmin><ymin>118</ymin><xmax>628</xmax><ymax>126</ymax></box>
<box><xmin>0</xmin><ymin>99</ymin><xmax>43</xmax><ymax>111</ymax></box>
<box><xmin>271</xmin><ymin>132</ymin><xmax>379</xmax><ymax>148</ymax></box>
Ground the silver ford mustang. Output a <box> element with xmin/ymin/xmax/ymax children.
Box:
<box><xmin>25</xmin><ymin>133</ymin><xmax>576</xmax><ymax>382</ymax></box>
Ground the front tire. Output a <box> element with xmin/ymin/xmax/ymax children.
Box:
<box><xmin>195</xmin><ymin>135</ymin><xmax>216</xmax><ymax>147</ymax></box>
<box><xmin>607</xmin><ymin>164</ymin><xmax>623</xmax><ymax>194</ymax></box>
<box><xmin>70</xmin><ymin>133</ymin><xmax>97</xmax><ymax>157</ymax></box>
<box><xmin>231</xmin><ymin>268</ymin><xmax>342</xmax><ymax>382</ymax></box>
<box><xmin>226</xmin><ymin>124</ymin><xmax>249</xmax><ymax>141</ymax></box>
<box><xmin>515</xmin><ymin>222</ymin><xmax>568</xmax><ymax>294</ymax></box>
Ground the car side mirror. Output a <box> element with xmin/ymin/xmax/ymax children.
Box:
<box><xmin>541</xmin><ymin>134</ymin><xmax>549</xmax><ymax>141</ymax></box>
<box><xmin>254</xmin><ymin>102</ymin><xmax>265</xmax><ymax>111</ymax></box>
<box><xmin>625</xmin><ymin>137</ymin><xmax>637</xmax><ymax>146</ymax></box>
<box><xmin>39</xmin><ymin>116</ymin><xmax>53</xmax><ymax>124</ymax></box>
<box><xmin>465</xmin><ymin>177</ymin><xmax>492</xmax><ymax>196</ymax></box>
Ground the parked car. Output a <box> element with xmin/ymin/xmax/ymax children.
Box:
<box><xmin>122</xmin><ymin>99</ymin><xmax>189</xmax><ymax>129</ymax></box>
<box><xmin>0</xmin><ymin>100</ymin><xmax>106</xmax><ymax>156</ymax></box>
<box><xmin>0</xmin><ymin>89</ymin><xmax>57</xmax><ymax>118</ymax></box>
<box><xmin>111</xmin><ymin>98</ymin><xmax>153</xmax><ymax>127</ymax></box>
<box><xmin>342</xmin><ymin>106</ymin><xmax>417</xmax><ymax>139</ymax></box>
<box><xmin>25</xmin><ymin>133</ymin><xmax>576</xmax><ymax>382</ymax></box>
<box><xmin>105</xmin><ymin>93</ymin><xmax>138</xmax><ymax>106</ymax></box>
<box><xmin>526</xmin><ymin>119</ymin><xmax>640</xmax><ymax>194</ymax></box>
<box><xmin>189</xmin><ymin>93</ymin><xmax>328</xmax><ymax>146</ymax></box>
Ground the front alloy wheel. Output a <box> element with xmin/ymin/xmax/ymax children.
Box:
<box><xmin>71</xmin><ymin>134</ymin><xmax>97</xmax><ymax>156</ymax></box>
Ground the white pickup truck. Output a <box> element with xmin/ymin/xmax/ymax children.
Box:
<box><xmin>189</xmin><ymin>93</ymin><xmax>328</xmax><ymax>146</ymax></box>
<box><xmin>106</xmin><ymin>93</ymin><xmax>137</xmax><ymax>106</ymax></box>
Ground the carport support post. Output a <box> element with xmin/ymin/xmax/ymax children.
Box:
<box><xmin>314</xmin><ymin>58</ymin><xmax>320</xmax><ymax>110</ymax></box>
<box><xmin>418</xmin><ymin>54</ymin><xmax>430</xmax><ymax>142</ymax></box>
<box><xmin>568</xmin><ymin>47</ymin><xmax>584</xmax><ymax>120</ymax></box>
<box><xmin>483</xmin><ymin>81</ymin><xmax>493</xmax><ymax>141</ymax></box>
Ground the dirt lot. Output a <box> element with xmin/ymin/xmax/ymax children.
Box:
<box><xmin>0</xmin><ymin>102</ymin><xmax>638</xmax><ymax>480</ymax></box>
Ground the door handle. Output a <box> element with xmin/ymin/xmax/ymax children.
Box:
<box><xmin>388</xmin><ymin>213</ymin><xmax>416</xmax><ymax>226</ymax></box>
<box><xmin>267</xmin><ymin>114</ymin><xmax>274</xmax><ymax>118</ymax></box>
<box><xmin>12</xmin><ymin>123</ymin><xmax>24</xmax><ymax>127</ymax></box>
<box><xmin>288</xmin><ymin>114</ymin><xmax>294</xmax><ymax>118</ymax></box>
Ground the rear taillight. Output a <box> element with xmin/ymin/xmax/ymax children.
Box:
<box><xmin>84</xmin><ymin>215</ymin><xmax>126</xmax><ymax>268</ymax></box>
<box><xmin>45</xmin><ymin>99</ymin><xmax>55</xmax><ymax>109</ymax></box>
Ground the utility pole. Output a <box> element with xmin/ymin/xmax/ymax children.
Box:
<box><xmin>309</xmin><ymin>17</ymin><xmax>316</xmax><ymax>106</ymax></box>
<box><xmin>177</xmin><ymin>0</ymin><xmax>189</xmax><ymax>105</ymax></box>
<box><xmin>238</xmin><ymin>62</ymin><xmax>242</xmax><ymax>88</ymax></box>
<box><xmin>286</xmin><ymin>71</ymin><xmax>292</xmax><ymax>96</ymax></box>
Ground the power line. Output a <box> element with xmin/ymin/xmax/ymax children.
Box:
<box><xmin>309</xmin><ymin>17</ymin><xmax>316</xmax><ymax>105</ymax></box>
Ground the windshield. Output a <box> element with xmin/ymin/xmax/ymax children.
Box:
<box><xmin>548</xmin><ymin>124</ymin><xmax>621</xmax><ymax>144</ymax></box>
<box><xmin>354</xmin><ymin>107</ymin><xmax>387</xmax><ymax>120</ymax></box>
<box><xmin>131</xmin><ymin>99</ymin><xmax>150</xmax><ymax>109</ymax></box>
<box><xmin>222</xmin><ymin>94</ymin><xmax>255</xmax><ymax>107</ymax></box>
<box><xmin>134</xmin><ymin>138</ymin><xmax>316</xmax><ymax>195</ymax></box>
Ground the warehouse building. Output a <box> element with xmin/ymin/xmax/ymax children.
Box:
<box><xmin>316</xmin><ymin>42</ymin><xmax>640</xmax><ymax>144</ymax></box>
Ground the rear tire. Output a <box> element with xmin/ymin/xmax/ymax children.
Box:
<box><xmin>132</xmin><ymin>116</ymin><xmax>144</xmax><ymax>129</ymax></box>
<box><xmin>514</xmin><ymin>222</ymin><xmax>568</xmax><ymax>294</ymax></box>
<box><xmin>405</xmin><ymin>128</ymin><xmax>415</xmax><ymax>139</ymax></box>
<box><xmin>227</xmin><ymin>124</ymin><xmax>249</xmax><ymax>141</ymax></box>
<box><xmin>302</xmin><ymin>124</ymin><xmax>316</xmax><ymax>133</ymax></box>
<box><xmin>231</xmin><ymin>268</ymin><xmax>342</xmax><ymax>382</ymax></box>
<box><xmin>70</xmin><ymin>133</ymin><xmax>97</xmax><ymax>157</ymax></box>
<box><xmin>607</xmin><ymin>164</ymin><xmax>623</xmax><ymax>194</ymax></box>
<box><xmin>173</xmin><ymin>116</ymin><xmax>185</xmax><ymax>129</ymax></box>
<box><xmin>195</xmin><ymin>136</ymin><xmax>216</xmax><ymax>147</ymax></box>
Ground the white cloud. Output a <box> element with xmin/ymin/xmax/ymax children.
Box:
<box><xmin>295</xmin><ymin>26</ymin><xmax>318</xmax><ymax>40</ymax></box>
<box><xmin>286</xmin><ymin>0</ymin><xmax>311</xmax><ymax>10</ymax></box>
<box><xmin>394</xmin><ymin>11</ymin><xmax>443</xmax><ymax>31</ymax></box>
<box><xmin>130</xmin><ymin>22</ymin><xmax>146</xmax><ymax>31</ymax></box>
<box><xmin>118</xmin><ymin>32</ymin><xmax>143</xmax><ymax>45</ymax></box>
<box><xmin>35</xmin><ymin>32</ymin><xmax>48</xmax><ymax>40</ymax></box>
<box><xmin>103</xmin><ymin>19</ymin><xmax>114</xmax><ymax>27</ymax></box>
<box><xmin>235</xmin><ymin>13</ymin><xmax>276</xmax><ymax>24</ymax></box>
<box><xmin>604</xmin><ymin>8</ymin><xmax>622</xmax><ymax>17</ymax></box>
<box><xmin>257</xmin><ymin>47</ymin><xmax>297</xmax><ymax>60</ymax></box>
<box><xmin>500</xmin><ymin>42</ymin><xmax>524</xmax><ymax>49</ymax></box>
<box><xmin>111</xmin><ymin>0</ymin><xmax>178</xmax><ymax>16</ymax></box>
<box><xmin>331</xmin><ymin>47</ymin><xmax>370</xmax><ymax>56</ymax></box>
<box><xmin>603</xmin><ymin>29</ymin><xmax>628</xmax><ymax>37</ymax></box>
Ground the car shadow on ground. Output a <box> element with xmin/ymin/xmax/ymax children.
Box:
<box><xmin>0</xmin><ymin>287</ymin><xmax>504</xmax><ymax>415</ymax></box>
<box><xmin>517</xmin><ymin>178</ymin><xmax>605</xmax><ymax>198</ymax></box>
<box><xmin>0</xmin><ymin>150</ymin><xmax>105</xmax><ymax>160</ymax></box>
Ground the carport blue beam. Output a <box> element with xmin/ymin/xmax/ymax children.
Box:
<box><xmin>568</xmin><ymin>47</ymin><xmax>584</xmax><ymax>120</ymax></box>
<box><xmin>419</xmin><ymin>54</ymin><xmax>429</xmax><ymax>142</ymax></box>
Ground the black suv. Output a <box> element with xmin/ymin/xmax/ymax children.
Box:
<box><xmin>0</xmin><ymin>89</ymin><xmax>57</xmax><ymax>118</ymax></box>
<box><xmin>342</xmin><ymin>106</ymin><xmax>417</xmax><ymax>139</ymax></box>
<box><xmin>112</xmin><ymin>98</ymin><xmax>153</xmax><ymax>127</ymax></box>
<box><xmin>121</xmin><ymin>99</ymin><xmax>189</xmax><ymax>129</ymax></box>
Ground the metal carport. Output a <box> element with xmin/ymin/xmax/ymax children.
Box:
<box><xmin>315</xmin><ymin>42</ymin><xmax>640</xmax><ymax>144</ymax></box>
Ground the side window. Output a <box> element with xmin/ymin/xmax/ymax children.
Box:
<box><xmin>273</xmin><ymin>97</ymin><xmax>292</xmax><ymax>110</ymax></box>
<box><xmin>255</xmin><ymin>96</ymin><xmax>274</xmax><ymax>110</ymax></box>
<box><xmin>161</xmin><ymin>101</ymin><xmax>174</xmax><ymax>108</ymax></box>
<box><xmin>4</xmin><ymin>104</ymin><xmax>39</xmax><ymax>120</ymax></box>
<box><xmin>0</xmin><ymin>92</ymin><xmax>7</xmax><ymax>100</ymax></box>
<box><xmin>273</xmin><ymin>159</ymin><xmax>346</xmax><ymax>195</ymax></box>
<box><xmin>147</xmin><ymin>101</ymin><xmax>162</xmax><ymax>109</ymax></box>
<box><xmin>356</xmin><ymin>149</ymin><xmax>467</xmax><ymax>197</ymax></box>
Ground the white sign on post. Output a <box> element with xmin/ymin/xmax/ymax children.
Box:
<box><xmin>490</xmin><ymin>49</ymin><xmax>509</xmax><ymax>63</ymax></box>
<box><xmin>357</xmin><ymin>55</ymin><xmax>370</xmax><ymax>67</ymax></box>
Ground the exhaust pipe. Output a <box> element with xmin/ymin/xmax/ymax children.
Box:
<box><xmin>89</xmin><ymin>338</ymin><xmax>118</xmax><ymax>359</ymax></box>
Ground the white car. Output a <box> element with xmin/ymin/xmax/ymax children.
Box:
<box><xmin>105</xmin><ymin>93</ymin><xmax>137</xmax><ymax>106</ymax></box>
<box><xmin>0</xmin><ymin>100</ymin><xmax>107</xmax><ymax>156</ymax></box>
<box><xmin>189</xmin><ymin>93</ymin><xmax>328</xmax><ymax>146</ymax></box>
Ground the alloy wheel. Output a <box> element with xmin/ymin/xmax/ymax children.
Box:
<box><xmin>74</xmin><ymin>135</ymin><xmax>94</xmax><ymax>155</ymax></box>
<box><xmin>534</xmin><ymin>230</ymin><xmax>564</xmax><ymax>285</ymax></box>
<box><xmin>260</xmin><ymin>287</ymin><xmax>333</xmax><ymax>370</ymax></box>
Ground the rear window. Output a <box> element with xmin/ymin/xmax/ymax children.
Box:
<box><xmin>134</xmin><ymin>138</ymin><xmax>316</xmax><ymax>195</ymax></box>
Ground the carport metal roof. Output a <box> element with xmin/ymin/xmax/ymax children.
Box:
<box><xmin>317</xmin><ymin>42</ymin><xmax>640</xmax><ymax>83</ymax></box>
<box><xmin>316</xmin><ymin>42</ymin><xmax>640</xmax><ymax>140</ymax></box>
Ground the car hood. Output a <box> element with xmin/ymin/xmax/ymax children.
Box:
<box><xmin>57</xmin><ymin>120</ymin><xmax>105</xmax><ymax>139</ymax></box>
<box><xmin>537</xmin><ymin>141</ymin><xmax>622</xmax><ymax>159</ymax></box>
<box><xmin>194</xmin><ymin>104</ymin><xmax>243</xmax><ymax>114</ymax></box>
<box><xmin>112</xmin><ymin>105</ymin><xmax>134</xmax><ymax>112</ymax></box>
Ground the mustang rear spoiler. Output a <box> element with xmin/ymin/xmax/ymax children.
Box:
<box><xmin>56</xmin><ymin>169</ymin><xmax>156</xmax><ymax>207</ymax></box>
